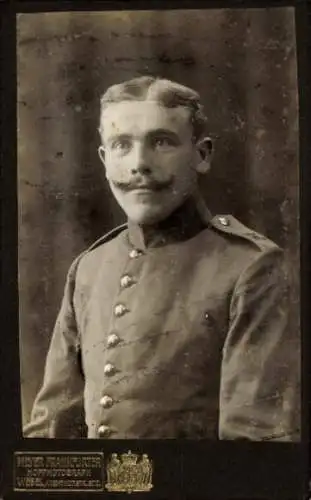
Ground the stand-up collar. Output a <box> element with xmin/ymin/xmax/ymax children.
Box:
<box><xmin>127</xmin><ymin>197</ymin><xmax>212</xmax><ymax>250</ymax></box>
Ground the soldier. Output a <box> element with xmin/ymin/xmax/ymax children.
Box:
<box><xmin>23</xmin><ymin>75</ymin><xmax>300</xmax><ymax>440</ymax></box>
<box><xmin>140</xmin><ymin>455</ymin><xmax>152</xmax><ymax>486</ymax></box>
<box><xmin>106</xmin><ymin>453</ymin><xmax>120</xmax><ymax>485</ymax></box>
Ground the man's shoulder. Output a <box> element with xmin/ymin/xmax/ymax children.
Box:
<box><xmin>208</xmin><ymin>214</ymin><xmax>281</xmax><ymax>255</ymax></box>
<box><xmin>205</xmin><ymin>214</ymin><xmax>283</xmax><ymax>283</ymax></box>
<box><xmin>69</xmin><ymin>223</ymin><xmax>128</xmax><ymax>278</ymax></box>
<box><xmin>84</xmin><ymin>223</ymin><xmax>128</xmax><ymax>254</ymax></box>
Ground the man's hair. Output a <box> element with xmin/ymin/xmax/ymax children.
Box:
<box><xmin>99</xmin><ymin>76</ymin><xmax>208</xmax><ymax>142</ymax></box>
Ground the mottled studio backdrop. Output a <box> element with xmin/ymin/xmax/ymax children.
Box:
<box><xmin>17</xmin><ymin>8</ymin><xmax>299</xmax><ymax>426</ymax></box>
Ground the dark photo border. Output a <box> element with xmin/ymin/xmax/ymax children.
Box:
<box><xmin>1</xmin><ymin>1</ymin><xmax>309</xmax><ymax>499</ymax></box>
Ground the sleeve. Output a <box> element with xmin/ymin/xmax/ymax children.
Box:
<box><xmin>23</xmin><ymin>256</ymin><xmax>87</xmax><ymax>438</ymax></box>
<box><xmin>219</xmin><ymin>247</ymin><xmax>300</xmax><ymax>441</ymax></box>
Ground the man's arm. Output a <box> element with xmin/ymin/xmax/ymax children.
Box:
<box><xmin>23</xmin><ymin>257</ymin><xmax>87</xmax><ymax>438</ymax></box>
<box><xmin>219</xmin><ymin>247</ymin><xmax>300</xmax><ymax>441</ymax></box>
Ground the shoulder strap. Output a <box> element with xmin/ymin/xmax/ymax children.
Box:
<box><xmin>209</xmin><ymin>214</ymin><xmax>280</xmax><ymax>252</ymax></box>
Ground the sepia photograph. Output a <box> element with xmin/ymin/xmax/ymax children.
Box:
<box><xmin>17</xmin><ymin>7</ymin><xmax>301</xmax><ymax>445</ymax></box>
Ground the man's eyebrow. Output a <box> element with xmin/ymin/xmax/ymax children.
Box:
<box><xmin>147</xmin><ymin>128</ymin><xmax>179</xmax><ymax>138</ymax></box>
<box><xmin>106</xmin><ymin>133</ymin><xmax>132</xmax><ymax>144</ymax></box>
<box><xmin>106</xmin><ymin>129</ymin><xmax>179</xmax><ymax>145</ymax></box>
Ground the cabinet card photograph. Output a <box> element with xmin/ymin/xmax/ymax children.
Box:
<box><xmin>18</xmin><ymin>7</ymin><xmax>301</xmax><ymax>445</ymax></box>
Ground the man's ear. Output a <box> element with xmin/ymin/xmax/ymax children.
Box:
<box><xmin>98</xmin><ymin>145</ymin><xmax>106</xmax><ymax>166</ymax></box>
<box><xmin>195</xmin><ymin>136</ymin><xmax>213</xmax><ymax>174</ymax></box>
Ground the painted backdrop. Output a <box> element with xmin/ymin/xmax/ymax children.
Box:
<box><xmin>17</xmin><ymin>7</ymin><xmax>299</xmax><ymax>425</ymax></box>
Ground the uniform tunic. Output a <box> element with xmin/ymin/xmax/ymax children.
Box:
<box><xmin>23</xmin><ymin>201</ymin><xmax>300</xmax><ymax>440</ymax></box>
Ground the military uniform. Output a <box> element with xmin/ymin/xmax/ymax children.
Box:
<box><xmin>23</xmin><ymin>201</ymin><xmax>300</xmax><ymax>440</ymax></box>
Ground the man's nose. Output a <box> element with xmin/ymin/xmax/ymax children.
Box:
<box><xmin>130</xmin><ymin>143</ymin><xmax>152</xmax><ymax>176</ymax></box>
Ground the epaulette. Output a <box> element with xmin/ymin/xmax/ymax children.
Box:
<box><xmin>85</xmin><ymin>223</ymin><xmax>128</xmax><ymax>253</ymax></box>
<box><xmin>209</xmin><ymin>214</ymin><xmax>280</xmax><ymax>252</ymax></box>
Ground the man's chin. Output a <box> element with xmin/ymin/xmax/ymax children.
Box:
<box><xmin>125</xmin><ymin>205</ymin><xmax>174</xmax><ymax>226</ymax></box>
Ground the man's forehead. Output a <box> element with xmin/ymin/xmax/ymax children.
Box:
<box><xmin>101</xmin><ymin>100</ymin><xmax>191</xmax><ymax>134</ymax></box>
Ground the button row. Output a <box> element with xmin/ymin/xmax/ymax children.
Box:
<box><xmin>98</xmin><ymin>248</ymin><xmax>143</xmax><ymax>437</ymax></box>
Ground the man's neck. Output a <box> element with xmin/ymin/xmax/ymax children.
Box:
<box><xmin>127</xmin><ymin>195</ymin><xmax>212</xmax><ymax>250</ymax></box>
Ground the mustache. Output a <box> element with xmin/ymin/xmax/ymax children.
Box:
<box><xmin>112</xmin><ymin>176</ymin><xmax>173</xmax><ymax>192</ymax></box>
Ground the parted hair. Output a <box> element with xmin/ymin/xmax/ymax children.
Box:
<box><xmin>99</xmin><ymin>76</ymin><xmax>208</xmax><ymax>142</ymax></box>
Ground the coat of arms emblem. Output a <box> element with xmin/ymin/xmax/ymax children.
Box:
<box><xmin>105</xmin><ymin>450</ymin><xmax>153</xmax><ymax>493</ymax></box>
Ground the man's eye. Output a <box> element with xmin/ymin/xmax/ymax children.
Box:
<box><xmin>153</xmin><ymin>137</ymin><xmax>175</xmax><ymax>148</ymax></box>
<box><xmin>112</xmin><ymin>139</ymin><xmax>131</xmax><ymax>152</ymax></box>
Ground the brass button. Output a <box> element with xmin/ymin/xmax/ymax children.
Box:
<box><xmin>129</xmin><ymin>248</ymin><xmax>143</xmax><ymax>259</ymax></box>
<box><xmin>120</xmin><ymin>274</ymin><xmax>135</xmax><ymax>288</ymax></box>
<box><xmin>100</xmin><ymin>395</ymin><xmax>114</xmax><ymax>408</ymax></box>
<box><xmin>107</xmin><ymin>333</ymin><xmax>121</xmax><ymax>348</ymax></box>
<box><xmin>218</xmin><ymin>216</ymin><xmax>229</xmax><ymax>226</ymax></box>
<box><xmin>98</xmin><ymin>424</ymin><xmax>111</xmax><ymax>437</ymax></box>
<box><xmin>104</xmin><ymin>363</ymin><xmax>116</xmax><ymax>376</ymax></box>
<box><xmin>114</xmin><ymin>304</ymin><xmax>128</xmax><ymax>317</ymax></box>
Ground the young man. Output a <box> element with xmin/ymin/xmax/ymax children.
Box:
<box><xmin>24</xmin><ymin>76</ymin><xmax>299</xmax><ymax>440</ymax></box>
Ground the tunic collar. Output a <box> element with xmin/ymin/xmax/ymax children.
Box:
<box><xmin>127</xmin><ymin>196</ymin><xmax>212</xmax><ymax>250</ymax></box>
